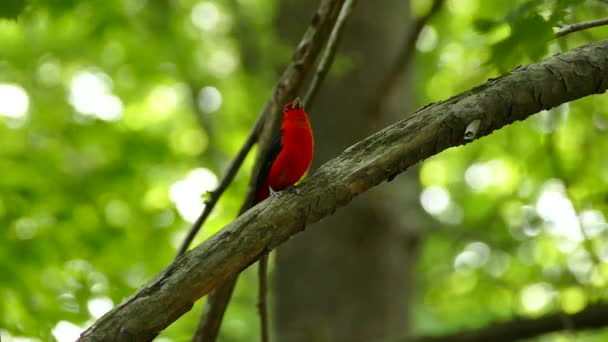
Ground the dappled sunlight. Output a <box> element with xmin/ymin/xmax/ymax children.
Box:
<box><xmin>169</xmin><ymin>168</ymin><xmax>218</xmax><ymax>223</ymax></box>
<box><xmin>464</xmin><ymin>159</ymin><xmax>519</xmax><ymax>193</ymax></box>
<box><xmin>519</xmin><ymin>282</ymin><xmax>556</xmax><ymax>315</ymax></box>
<box><xmin>419</xmin><ymin>158</ymin><xmax>449</xmax><ymax>186</ymax></box>
<box><xmin>420</xmin><ymin>186</ymin><xmax>450</xmax><ymax>215</ymax></box>
<box><xmin>124</xmin><ymin>83</ymin><xmax>188</xmax><ymax>130</ymax></box>
<box><xmin>51</xmin><ymin>321</ymin><xmax>84</xmax><ymax>342</ymax></box>
<box><xmin>447</xmin><ymin>0</ymin><xmax>479</xmax><ymax>16</ymax></box>
<box><xmin>0</xmin><ymin>83</ymin><xmax>29</xmax><ymax>120</ymax></box>
<box><xmin>13</xmin><ymin>217</ymin><xmax>39</xmax><ymax>240</ymax></box>
<box><xmin>37</xmin><ymin>59</ymin><xmax>62</xmax><ymax>86</ymax></box>
<box><xmin>453</xmin><ymin>241</ymin><xmax>491</xmax><ymax>273</ymax></box>
<box><xmin>104</xmin><ymin>199</ymin><xmax>131</xmax><ymax>227</ymax></box>
<box><xmin>147</xmin><ymin>85</ymin><xmax>180</xmax><ymax>116</ymax></box>
<box><xmin>69</xmin><ymin>70</ymin><xmax>123</xmax><ymax>122</ymax></box>
<box><xmin>485</xmin><ymin>250</ymin><xmax>510</xmax><ymax>278</ymax></box>
<box><xmin>198</xmin><ymin>86</ymin><xmax>223</xmax><ymax>114</ymax></box>
<box><xmin>192</xmin><ymin>2</ymin><xmax>221</xmax><ymax>31</ymax></box>
<box><xmin>208</xmin><ymin>48</ymin><xmax>239</xmax><ymax>77</ymax></box>
<box><xmin>560</xmin><ymin>287</ymin><xmax>587</xmax><ymax>314</ymax></box>
<box><xmin>536</xmin><ymin>179</ymin><xmax>583</xmax><ymax>246</ymax></box>
<box><xmin>169</xmin><ymin>127</ymin><xmax>208</xmax><ymax>156</ymax></box>
<box><xmin>579</xmin><ymin>209</ymin><xmax>608</xmax><ymax>238</ymax></box>
<box><xmin>416</xmin><ymin>25</ymin><xmax>438</xmax><ymax>52</ymax></box>
<box><xmin>87</xmin><ymin>297</ymin><xmax>114</xmax><ymax>319</ymax></box>
<box><xmin>567</xmin><ymin>249</ymin><xmax>594</xmax><ymax>284</ymax></box>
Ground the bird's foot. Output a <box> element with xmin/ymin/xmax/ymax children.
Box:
<box><xmin>268</xmin><ymin>185</ymin><xmax>300</xmax><ymax>198</ymax></box>
<box><xmin>268</xmin><ymin>186</ymin><xmax>280</xmax><ymax>198</ymax></box>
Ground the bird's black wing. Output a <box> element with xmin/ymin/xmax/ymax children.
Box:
<box><xmin>255</xmin><ymin>129</ymin><xmax>284</xmax><ymax>193</ymax></box>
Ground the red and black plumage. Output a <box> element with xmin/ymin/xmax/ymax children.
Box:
<box><xmin>255</xmin><ymin>97</ymin><xmax>314</xmax><ymax>203</ymax></box>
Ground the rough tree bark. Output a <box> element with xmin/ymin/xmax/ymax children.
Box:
<box><xmin>274</xmin><ymin>1</ymin><xmax>422</xmax><ymax>341</ymax></box>
<box><xmin>78</xmin><ymin>39</ymin><xmax>608</xmax><ymax>341</ymax></box>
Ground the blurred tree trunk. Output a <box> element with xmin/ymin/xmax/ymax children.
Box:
<box><xmin>273</xmin><ymin>1</ymin><xmax>425</xmax><ymax>341</ymax></box>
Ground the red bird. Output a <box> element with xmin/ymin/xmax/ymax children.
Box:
<box><xmin>255</xmin><ymin>97</ymin><xmax>314</xmax><ymax>202</ymax></box>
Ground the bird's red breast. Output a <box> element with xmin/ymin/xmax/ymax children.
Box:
<box><xmin>255</xmin><ymin>98</ymin><xmax>314</xmax><ymax>203</ymax></box>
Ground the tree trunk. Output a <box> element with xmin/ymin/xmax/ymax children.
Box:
<box><xmin>273</xmin><ymin>1</ymin><xmax>424</xmax><ymax>341</ymax></box>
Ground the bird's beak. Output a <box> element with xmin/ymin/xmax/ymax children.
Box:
<box><xmin>291</xmin><ymin>97</ymin><xmax>303</xmax><ymax>109</ymax></box>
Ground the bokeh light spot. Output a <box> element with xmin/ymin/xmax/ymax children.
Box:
<box><xmin>520</xmin><ymin>283</ymin><xmax>554</xmax><ymax>314</ymax></box>
<box><xmin>416</xmin><ymin>25</ymin><xmax>438</xmax><ymax>52</ymax></box>
<box><xmin>87</xmin><ymin>296</ymin><xmax>114</xmax><ymax>319</ymax></box>
<box><xmin>169</xmin><ymin>168</ymin><xmax>218</xmax><ymax>223</ymax></box>
<box><xmin>420</xmin><ymin>186</ymin><xmax>450</xmax><ymax>215</ymax></box>
<box><xmin>536</xmin><ymin>179</ymin><xmax>582</xmax><ymax>244</ymax></box>
<box><xmin>51</xmin><ymin>321</ymin><xmax>83</xmax><ymax>342</ymax></box>
<box><xmin>69</xmin><ymin>70</ymin><xmax>124</xmax><ymax>122</ymax></box>
<box><xmin>198</xmin><ymin>86</ymin><xmax>222</xmax><ymax>114</ymax></box>
<box><xmin>191</xmin><ymin>2</ymin><xmax>221</xmax><ymax>31</ymax></box>
<box><xmin>0</xmin><ymin>83</ymin><xmax>29</xmax><ymax>119</ymax></box>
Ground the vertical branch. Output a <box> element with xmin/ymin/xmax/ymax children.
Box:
<box><xmin>364</xmin><ymin>0</ymin><xmax>444</xmax><ymax>127</ymax></box>
<box><xmin>257</xmin><ymin>253</ymin><xmax>270</xmax><ymax>342</ymax></box>
<box><xmin>191</xmin><ymin>1</ymin><xmax>348</xmax><ymax>341</ymax></box>
<box><xmin>303</xmin><ymin>0</ymin><xmax>359</xmax><ymax>110</ymax></box>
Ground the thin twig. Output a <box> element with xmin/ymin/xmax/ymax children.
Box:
<box><xmin>364</xmin><ymin>0</ymin><xmax>444</xmax><ymax>127</ymax></box>
<box><xmin>257</xmin><ymin>253</ymin><xmax>270</xmax><ymax>342</ymax></box>
<box><xmin>254</xmin><ymin>1</ymin><xmax>359</xmax><ymax>340</ymax></box>
<box><xmin>192</xmin><ymin>1</ymin><xmax>348</xmax><ymax>341</ymax></box>
<box><xmin>556</xmin><ymin>17</ymin><xmax>608</xmax><ymax>38</ymax></box>
<box><xmin>303</xmin><ymin>0</ymin><xmax>358</xmax><ymax>110</ymax></box>
<box><xmin>175</xmin><ymin>117</ymin><xmax>264</xmax><ymax>258</ymax></box>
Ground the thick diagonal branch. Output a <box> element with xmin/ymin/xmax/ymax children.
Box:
<box><xmin>79</xmin><ymin>39</ymin><xmax>608</xmax><ymax>341</ymax></box>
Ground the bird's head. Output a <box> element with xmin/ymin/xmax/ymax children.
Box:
<box><xmin>282</xmin><ymin>97</ymin><xmax>309</xmax><ymax>128</ymax></box>
<box><xmin>283</xmin><ymin>97</ymin><xmax>303</xmax><ymax>112</ymax></box>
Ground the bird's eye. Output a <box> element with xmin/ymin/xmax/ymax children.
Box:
<box><xmin>283</xmin><ymin>108</ymin><xmax>288</xmax><ymax>113</ymax></box>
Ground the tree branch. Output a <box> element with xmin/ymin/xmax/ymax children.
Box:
<box><xmin>556</xmin><ymin>17</ymin><xmax>608</xmax><ymax>38</ymax></box>
<box><xmin>175</xmin><ymin>117</ymin><xmax>262</xmax><ymax>258</ymax></box>
<box><xmin>79</xmin><ymin>39</ymin><xmax>608</xmax><ymax>341</ymax></box>
<box><xmin>404</xmin><ymin>303</ymin><xmax>608</xmax><ymax>342</ymax></box>
<box><xmin>303</xmin><ymin>0</ymin><xmax>358</xmax><ymax>110</ymax></box>
<box><xmin>257</xmin><ymin>253</ymin><xmax>270</xmax><ymax>342</ymax></box>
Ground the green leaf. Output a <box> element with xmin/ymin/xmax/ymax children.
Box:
<box><xmin>0</xmin><ymin>0</ymin><xmax>27</xmax><ymax>19</ymax></box>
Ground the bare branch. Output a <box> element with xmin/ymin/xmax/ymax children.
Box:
<box><xmin>78</xmin><ymin>39</ymin><xmax>608</xmax><ymax>342</ymax></box>
<box><xmin>556</xmin><ymin>17</ymin><xmax>608</xmax><ymax>38</ymax></box>
<box><xmin>257</xmin><ymin>253</ymin><xmax>270</xmax><ymax>342</ymax></box>
<box><xmin>191</xmin><ymin>276</ymin><xmax>237</xmax><ymax>342</ymax></box>
<box><xmin>192</xmin><ymin>0</ymin><xmax>348</xmax><ymax>340</ymax></box>
<box><xmin>303</xmin><ymin>0</ymin><xmax>358</xmax><ymax>110</ymax></box>
<box><xmin>175</xmin><ymin>118</ymin><xmax>262</xmax><ymax>258</ymax></box>
<box><xmin>404</xmin><ymin>303</ymin><xmax>608</xmax><ymax>342</ymax></box>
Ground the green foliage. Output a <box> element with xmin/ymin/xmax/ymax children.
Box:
<box><xmin>413</xmin><ymin>0</ymin><xmax>608</xmax><ymax>340</ymax></box>
<box><xmin>0</xmin><ymin>0</ymin><xmax>27</xmax><ymax>19</ymax></box>
<box><xmin>1</xmin><ymin>0</ymin><xmax>608</xmax><ymax>341</ymax></box>
<box><xmin>0</xmin><ymin>0</ymin><xmax>277</xmax><ymax>340</ymax></box>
